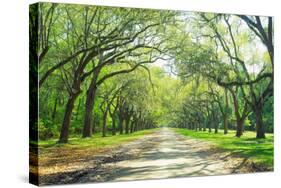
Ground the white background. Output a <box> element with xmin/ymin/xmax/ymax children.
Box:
<box><xmin>0</xmin><ymin>0</ymin><xmax>280</xmax><ymax>187</ymax></box>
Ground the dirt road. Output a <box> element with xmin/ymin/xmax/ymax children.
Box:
<box><xmin>108</xmin><ymin>128</ymin><xmax>247</xmax><ymax>181</ymax></box>
<box><xmin>40</xmin><ymin>128</ymin><xmax>250</xmax><ymax>185</ymax></box>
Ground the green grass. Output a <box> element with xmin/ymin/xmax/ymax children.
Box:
<box><xmin>33</xmin><ymin>128</ymin><xmax>159</xmax><ymax>150</ymax></box>
<box><xmin>174</xmin><ymin>129</ymin><xmax>273</xmax><ymax>168</ymax></box>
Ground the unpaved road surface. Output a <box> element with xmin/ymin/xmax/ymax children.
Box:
<box><xmin>39</xmin><ymin>128</ymin><xmax>252</xmax><ymax>185</ymax></box>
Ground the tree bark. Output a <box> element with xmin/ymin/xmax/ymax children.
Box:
<box><xmin>58</xmin><ymin>93</ymin><xmax>79</xmax><ymax>143</ymax></box>
<box><xmin>124</xmin><ymin>110</ymin><xmax>132</xmax><ymax>134</ymax></box>
<box><xmin>102</xmin><ymin>110</ymin><xmax>108</xmax><ymax>137</ymax></box>
<box><xmin>203</xmin><ymin>116</ymin><xmax>207</xmax><ymax>131</ymax></box>
<box><xmin>125</xmin><ymin>117</ymin><xmax>130</xmax><ymax>134</ymax></box>
<box><xmin>224</xmin><ymin>88</ymin><xmax>229</xmax><ymax>134</ymax></box>
<box><xmin>109</xmin><ymin>97</ymin><xmax>119</xmax><ymax>136</ymax></box>
<box><xmin>255</xmin><ymin>103</ymin><xmax>266</xmax><ymax>138</ymax></box>
<box><xmin>214</xmin><ymin>116</ymin><xmax>218</xmax><ymax>134</ymax></box>
<box><xmin>82</xmin><ymin>85</ymin><xmax>97</xmax><ymax>138</ymax></box>
<box><xmin>82</xmin><ymin>69</ymin><xmax>99</xmax><ymax>138</ymax></box>
<box><xmin>223</xmin><ymin>115</ymin><xmax>228</xmax><ymax>135</ymax></box>
<box><xmin>230</xmin><ymin>88</ymin><xmax>248</xmax><ymax>137</ymax></box>
<box><xmin>134</xmin><ymin>119</ymin><xmax>139</xmax><ymax>132</ymax></box>
<box><xmin>235</xmin><ymin>118</ymin><xmax>243</xmax><ymax>137</ymax></box>
<box><xmin>111</xmin><ymin>113</ymin><xmax>116</xmax><ymax>136</ymax></box>
<box><xmin>119</xmin><ymin>115</ymin><xmax>124</xmax><ymax>134</ymax></box>
<box><xmin>206</xmin><ymin>105</ymin><xmax>212</xmax><ymax>133</ymax></box>
<box><xmin>130</xmin><ymin>120</ymin><xmax>135</xmax><ymax>133</ymax></box>
<box><xmin>198</xmin><ymin>114</ymin><xmax>202</xmax><ymax>131</ymax></box>
<box><xmin>211</xmin><ymin>103</ymin><xmax>218</xmax><ymax>134</ymax></box>
<box><xmin>208</xmin><ymin>121</ymin><xmax>212</xmax><ymax>132</ymax></box>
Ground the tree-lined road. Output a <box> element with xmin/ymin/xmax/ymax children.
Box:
<box><xmin>40</xmin><ymin>128</ymin><xmax>250</xmax><ymax>184</ymax></box>
<box><xmin>31</xmin><ymin>4</ymin><xmax>273</xmax><ymax>186</ymax></box>
<box><xmin>108</xmin><ymin>128</ymin><xmax>248</xmax><ymax>181</ymax></box>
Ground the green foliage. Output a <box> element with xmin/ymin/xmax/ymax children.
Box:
<box><xmin>38</xmin><ymin>119</ymin><xmax>59</xmax><ymax>140</ymax></box>
<box><xmin>36</xmin><ymin>2</ymin><xmax>273</xmax><ymax>146</ymax></box>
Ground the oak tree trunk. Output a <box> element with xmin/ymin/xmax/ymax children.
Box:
<box><xmin>112</xmin><ymin>115</ymin><xmax>116</xmax><ymax>136</ymax></box>
<box><xmin>125</xmin><ymin>116</ymin><xmax>130</xmax><ymax>134</ymax></box>
<box><xmin>255</xmin><ymin>104</ymin><xmax>266</xmax><ymax>138</ymax></box>
<box><xmin>82</xmin><ymin>73</ymin><xmax>99</xmax><ymax>138</ymax></box>
<box><xmin>58</xmin><ymin>93</ymin><xmax>79</xmax><ymax>143</ymax></box>
<box><xmin>102</xmin><ymin>110</ymin><xmax>108</xmax><ymax>137</ymax></box>
<box><xmin>119</xmin><ymin>114</ymin><xmax>123</xmax><ymax>134</ymax></box>
<box><xmin>130</xmin><ymin>121</ymin><xmax>134</xmax><ymax>133</ymax></box>
<box><xmin>223</xmin><ymin>115</ymin><xmax>228</xmax><ymax>135</ymax></box>
<box><xmin>224</xmin><ymin>88</ymin><xmax>229</xmax><ymax>134</ymax></box>
<box><xmin>235</xmin><ymin>118</ymin><xmax>243</xmax><ymax>137</ymax></box>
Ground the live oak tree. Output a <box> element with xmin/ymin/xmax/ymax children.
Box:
<box><xmin>198</xmin><ymin>14</ymin><xmax>273</xmax><ymax>138</ymax></box>
<box><xmin>168</xmin><ymin>12</ymin><xmax>273</xmax><ymax>138</ymax></box>
<box><xmin>46</xmin><ymin>4</ymin><xmax>177</xmax><ymax>143</ymax></box>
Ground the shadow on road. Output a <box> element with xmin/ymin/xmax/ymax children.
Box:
<box><xmin>38</xmin><ymin>128</ymin><xmax>256</xmax><ymax>185</ymax></box>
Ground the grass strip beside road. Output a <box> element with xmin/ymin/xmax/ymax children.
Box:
<box><xmin>174</xmin><ymin>128</ymin><xmax>273</xmax><ymax>168</ymax></box>
<box><xmin>33</xmin><ymin>128</ymin><xmax>159</xmax><ymax>150</ymax></box>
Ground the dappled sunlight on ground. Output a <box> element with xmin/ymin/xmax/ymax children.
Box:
<box><xmin>109</xmin><ymin>128</ymin><xmax>242</xmax><ymax>181</ymax></box>
<box><xmin>35</xmin><ymin>128</ymin><xmax>259</xmax><ymax>185</ymax></box>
